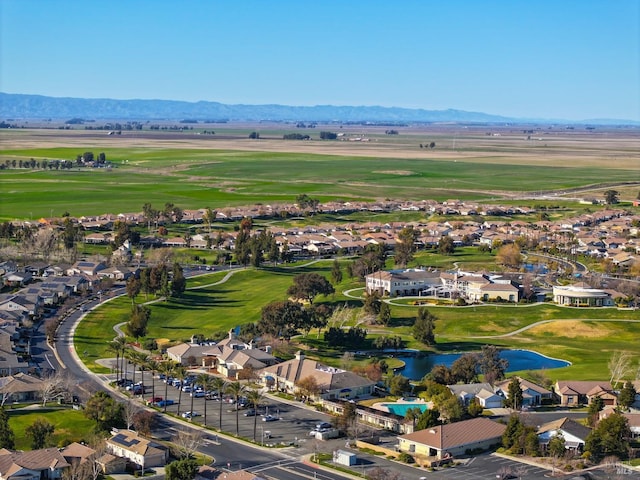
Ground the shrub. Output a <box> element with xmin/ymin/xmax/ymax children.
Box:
<box><xmin>397</xmin><ymin>452</ymin><xmax>415</xmax><ymax>464</ymax></box>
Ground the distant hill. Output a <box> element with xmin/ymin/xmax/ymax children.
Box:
<box><xmin>0</xmin><ymin>92</ymin><xmax>637</xmax><ymax>125</ymax></box>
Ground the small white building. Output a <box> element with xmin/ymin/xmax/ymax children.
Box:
<box><xmin>333</xmin><ymin>450</ymin><xmax>356</xmax><ymax>466</ymax></box>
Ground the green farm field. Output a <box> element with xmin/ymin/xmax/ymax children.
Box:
<box><xmin>1</xmin><ymin>126</ymin><xmax>639</xmax><ymax>221</ymax></box>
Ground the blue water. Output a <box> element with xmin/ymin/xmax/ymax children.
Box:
<box><xmin>382</xmin><ymin>402</ymin><xmax>429</xmax><ymax>416</ymax></box>
<box><xmin>397</xmin><ymin>349</ymin><xmax>570</xmax><ymax>381</ymax></box>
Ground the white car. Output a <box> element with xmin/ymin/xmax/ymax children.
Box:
<box><xmin>181</xmin><ymin>411</ymin><xmax>200</xmax><ymax>419</ymax></box>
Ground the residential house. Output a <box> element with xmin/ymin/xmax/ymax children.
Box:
<box><xmin>554</xmin><ymin>381</ymin><xmax>615</xmax><ymax>407</ymax></box>
<box><xmin>60</xmin><ymin>442</ymin><xmax>97</xmax><ymax>468</ymax></box>
<box><xmin>537</xmin><ymin>417</ymin><xmax>591</xmax><ymax>453</ymax></box>
<box><xmin>495</xmin><ymin>377</ymin><xmax>553</xmax><ymax>407</ymax></box>
<box><xmin>106</xmin><ymin>430</ymin><xmax>167</xmax><ymax>470</ymax></box>
<box><xmin>259</xmin><ymin>351</ymin><xmax>374</xmax><ymax>401</ymax></box>
<box><xmin>448</xmin><ymin>383</ymin><xmax>503</xmax><ymax>409</ymax></box>
<box><xmin>397</xmin><ymin>417</ymin><xmax>506</xmax><ymax>461</ymax></box>
<box><xmin>166</xmin><ymin>342</ymin><xmax>216</xmax><ymax>366</ymax></box>
<box><xmin>0</xmin><ymin>332</ymin><xmax>29</xmax><ymax>376</ymax></box>
<box><xmin>0</xmin><ymin>373</ymin><xmax>43</xmax><ymax>404</ymax></box>
<box><xmin>216</xmin><ymin>346</ymin><xmax>277</xmax><ymax>379</ymax></box>
<box><xmin>3</xmin><ymin>271</ymin><xmax>33</xmax><ymax>288</ymax></box>
<box><xmin>0</xmin><ymin>448</ymin><xmax>70</xmax><ymax>480</ymax></box>
<box><xmin>599</xmin><ymin>408</ymin><xmax>640</xmax><ymax>439</ymax></box>
<box><xmin>66</xmin><ymin>261</ymin><xmax>106</xmax><ymax>277</ymax></box>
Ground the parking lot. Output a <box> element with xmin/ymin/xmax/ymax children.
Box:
<box><xmin>119</xmin><ymin>370</ymin><xmax>337</xmax><ymax>445</ymax></box>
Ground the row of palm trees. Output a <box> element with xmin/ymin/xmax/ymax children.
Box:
<box><xmin>108</xmin><ymin>338</ymin><xmax>266</xmax><ymax>441</ymax></box>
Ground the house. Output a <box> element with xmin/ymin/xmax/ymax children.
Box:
<box><xmin>259</xmin><ymin>351</ymin><xmax>374</xmax><ymax>401</ymax></box>
<box><xmin>3</xmin><ymin>271</ymin><xmax>33</xmax><ymax>288</ymax></box>
<box><xmin>495</xmin><ymin>377</ymin><xmax>553</xmax><ymax>407</ymax></box>
<box><xmin>365</xmin><ymin>269</ymin><xmax>442</xmax><ymax>297</ymax></box>
<box><xmin>0</xmin><ymin>332</ymin><xmax>29</xmax><ymax>376</ymax></box>
<box><xmin>0</xmin><ymin>447</ymin><xmax>70</xmax><ymax>480</ymax></box>
<box><xmin>0</xmin><ymin>373</ymin><xmax>43</xmax><ymax>404</ymax></box>
<box><xmin>554</xmin><ymin>380</ymin><xmax>615</xmax><ymax>407</ymax></box>
<box><xmin>60</xmin><ymin>442</ymin><xmax>97</xmax><ymax>467</ymax></box>
<box><xmin>106</xmin><ymin>430</ymin><xmax>167</xmax><ymax>470</ymax></box>
<box><xmin>448</xmin><ymin>383</ymin><xmax>503</xmax><ymax>409</ymax></box>
<box><xmin>66</xmin><ymin>261</ymin><xmax>106</xmax><ymax>277</ymax></box>
<box><xmin>195</xmin><ymin>465</ymin><xmax>267</xmax><ymax>480</ymax></box>
<box><xmin>397</xmin><ymin>417</ymin><xmax>506</xmax><ymax>461</ymax></box>
<box><xmin>537</xmin><ymin>417</ymin><xmax>591</xmax><ymax>453</ymax></box>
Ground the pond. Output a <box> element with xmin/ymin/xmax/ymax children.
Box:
<box><xmin>395</xmin><ymin>349</ymin><xmax>570</xmax><ymax>381</ymax></box>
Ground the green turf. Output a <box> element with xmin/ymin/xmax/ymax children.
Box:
<box><xmin>7</xmin><ymin>407</ymin><xmax>97</xmax><ymax>450</ymax></box>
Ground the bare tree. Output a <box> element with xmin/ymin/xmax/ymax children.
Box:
<box><xmin>123</xmin><ymin>399</ymin><xmax>140</xmax><ymax>430</ymax></box>
<box><xmin>172</xmin><ymin>429</ymin><xmax>204</xmax><ymax>459</ymax></box>
<box><xmin>608</xmin><ymin>351</ymin><xmax>632</xmax><ymax>387</ymax></box>
<box><xmin>40</xmin><ymin>370</ymin><xmax>72</xmax><ymax>406</ymax></box>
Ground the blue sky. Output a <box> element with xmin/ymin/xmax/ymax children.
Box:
<box><xmin>1</xmin><ymin>1</ymin><xmax>638</xmax><ymax>121</ymax></box>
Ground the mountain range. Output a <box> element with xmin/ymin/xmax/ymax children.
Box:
<box><xmin>0</xmin><ymin>92</ymin><xmax>637</xmax><ymax>125</ymax></box>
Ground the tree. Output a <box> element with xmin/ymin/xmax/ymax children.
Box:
<box><xmin>171</xmin><ymin>263</ymin><xmax>186</xmax><ymax>297</ymax></box>
<box><xmin>587</xmin><ymin>396</ymin><xmax>604</xmax><ymax>427</ymax></box>
<box><xmin>415</xmin><ymin>408</ymin><xmax>440</xmax><ymax>430</ymax></box>
<box><xmin>331</xmin><ymin>259</ymin><xmax>343</xmax><ymax>285</ymax></box>
<box><xmin>608</xmin><ymin>351</ymin><xmax>632</xmax><ymax>387</ymax></box>
<box><xmin>84</xmin><ymin>391</ymin><xmax>124</xmax><ymax>431</ymax></box>
<box><xmin>295</xmin><ymin>376</ymin><xmax>320</xmax><ymax>403</ymax></box>
<box><xmin>245</xmin><ymin>388</ymin><xmax>265</xmax><ymax>442</ymax></box>
<box><xmin>132</xmin><ymin>410</ymin><xmax>157</xmax><ymax>436</ymax></box>
<box><xmin>362</xmin><ymin>291</ymin><xmax>381</xmax><ymax>317</ymax></box>
<box><xmin>157</xmin><ymin>361</ymin><xmax>175</xmax><ymax>413</ymax></box>
<box><xmin>125</xmin><ymin>276</ymin><xmax>141</xmax><ymax>306</ymax></box>
<box><xmin>287</xmin><ymin>273</ymin><xmax>334</xmax><ymax>304</ymax></box>
<box><xmin>173</xmin><ymin>366</ymin><xmax>187</xmax><ymax>417</ymax></box>
<box><xmin>450</xmin><ymin>353</ymin><xmax>478</xmax><ymax>383</ymax></box>
<box><xmin>226</xmin><ymin>382</ymin><xmax>245</xmax><ymax>436</ymax></box>
<box><xmin>26</xmin><ymin>418</ymin><xmax>55</xmax><ymax>449</ymax></box>
<box><xmin>502</xmin><ymin>414</ymin><xmax>525</xmax><ymax>451</ymax></box>
<box><xmin>40</xmin><ymin>370</ymin><xmax>72</xmax><ymax>406</ymax></box>
<box><xmin>604</xmin><ymin>190</ymin><xmax>620</xmax><ymax>205</ymax></box>
<box><xmin>62</xmin><ymin>217</ymin><xmax>79</xmax><ymax>250</ymax></box>
<box><xmin>503</xmin><ymin>377</ymin><xmax>523</xmax><ymax>410</ymax></box>
<box><xmin>172</xmin><ymin>430</ymin><xmax>204</xmax><ymax>460</ymax></box>
<box><xmin>437</xmin><ymin>236</ymin><xmax>455</xmax><ymax>255</ymax></box>
<box><xmin>203</xmin><ymin>207</ymin><xmax>216</xmax><ymax>235</ymax></box>
<box><xmin>166</xmin><ymin>458</ymin><xmax>199</xmax><ymax>480</ymax></box>
<box><xmin>125</xmin><ymin>304</ymin><xmax>150</xmax><ymax>340</ymax></box>
<box><xmin>547</xmin><ymin>433</ymin><xmax>566</xmax><ymax>459</ymax></box>
<box><xmin>496</xmin><ymin>244</ymin><xmax>523</xmax><ymax>269</ymax></box>
<box><xmin>0</xmin><ymin>407</ymin><xmax>15</xmax><ymax>449</ymax></box>
<box><xmin>258</xmin><ymin>300</ymin><xmax>309</xmax><ymax>340</ymax></box>
<box><xmin>394</xmin><ymin>226</ymin><xmax>418</xmax><ymax>267</ymax></box>
<box><xmin>378</xmin><ymin>301</ymin><xmax>391</xmax><ymax>326</ymax></box>
<box><xmin>478</xmin><ymin>345</ymin><xmax>508</xmax><ymax>385</ymax></box>
<box><xmin>618</xmin><ymin>381</ymin><xmax>637</xmax><ymax>410</ymax></box>
<box><xmin>108</xmin><ymin>336</ymin><xmax>127</xmax><ymax>384</ymax></box>
<box><xmin>196</xmin><ymin>373</ymin><xmax>213</xmax><ymax>428</ymax></box>
<box><xmin>210</xmin><ymin>376</ymin><xmax>227</xmax><ymax>431</ymax></box>
<box><xmin>404</xmin><ymin>407</ymin><xmax>422</xmax><ymax>429</ymax></box>
<box><xmin>413</xmin><ymin>307</ymin><xmax>436</xmax><ymax>345</ymax></box>
<box><xmin>388</xmin><ymin>374</ymin><xmax>411</xmax><ymax>396</ymax></box>
<box><xmin>585</xmin><ymin>412</ymin><xmax>632</xmax><ymax>461</ymax></box>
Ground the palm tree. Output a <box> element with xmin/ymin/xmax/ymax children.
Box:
<box><xmin>196</xmin><ymin>373</ymin><xmax>212</xmax><ymax>426</ymax></box>
<box><xmin>108</xmin><ymin>337</ymin><xmax>126</xmax><ymax>383</ymax></box>
<box><xmin>147</xmin><ymin>359</ymin><xmax>160</xmax><ymax>404</ymax></box>
<box><xmin>245</xmin><ymin>388</ymin><xmax>265</xmax><ymax>442</ymax></box>
<box><xmin>133</xmin><ymin>351</ymin><xmax>149</xmax><ymax>396</ymax></box>
<box><xmin>210</xmin><ymin>376</ymin><xmax>227</xmax><ymax>431</ymax></box>
<box><xmin>157</xmin><ymin>362</ymin><xmax>175</xmax><ymax>413</ymax></box>
<box><xmin>173</xmin><ymin>366</ymin><xmax>187</xmax><ymax>416</ymax></box>
<box><xmin>124</xmin><ymin>349</ymin><xmax>137</xmax><ymax>387</ymax></box>
<box><xmin>225</xmin><ymin>381</ymin><xmax>246</xmax><ymax>436</ymax></box>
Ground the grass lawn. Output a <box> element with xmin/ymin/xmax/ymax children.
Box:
<box><xmin>7</xmin><ymin>407</ymin><xmax>96</xmax><ymax>450</ymax></box>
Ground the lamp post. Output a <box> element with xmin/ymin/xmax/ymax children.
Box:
<box><xmin>261</xmin><ymin>425</ymin><xmax>264</xmax><ymax>446</ymax></box>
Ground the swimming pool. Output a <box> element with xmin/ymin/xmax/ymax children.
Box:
<box><xmin>381</xmin><ymin>402</ymin><xmax>428</xmax><ymax>416</ymax></box>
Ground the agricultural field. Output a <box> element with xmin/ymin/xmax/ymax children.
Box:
<box><xmin>1</xmin><ymin>124</ymin><xmax>639</xmax><ymax>221</ymax></box>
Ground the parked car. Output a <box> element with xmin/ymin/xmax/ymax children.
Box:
<box><xmin>155</xmin><ymin>399</ymin><xmax>175</xmax><ymax>407</ymax></box>
<box><xmin>181</xmin><ymin>411</ymin><xmax>200</xmax><ymax>419</ymax></box>
<box><xmin>315</xmin><ymin>421</ymin><xmax>332</xmax><ymax>430</ymax></box>
<box><xmin>147</xmin><ymin>397</ymin><xmax>163</xmax><ymax>405</ymax></box>
<box><xmin>244</xmin><ymin>409</ymin><xmax>258</xmax><ymax>416</ymax></box>
<box><xmin>262</xmin><ymin>415</ymin><xmax>278</xmax><ymax>422</ymax></box>
<box><xmin>190</xmin><ymin>390</ymin><xmax>205</xmax><ymax>398</ymax></box>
